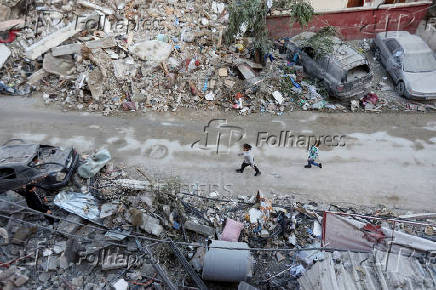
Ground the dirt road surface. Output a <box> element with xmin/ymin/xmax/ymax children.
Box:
<box><xmin>1</xmin><ymin>96</ymin><xmax>435</xmax><ymax>211</ymax></box>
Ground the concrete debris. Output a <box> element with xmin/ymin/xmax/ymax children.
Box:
<box><xmin>88</xmin><ymin>67</ymin><xmax>104</xmax><ymax>101</ymax></box>
<box><xmin>100</xmin><ymin>202</ymin><xmax>118</xmax><ymax>219</ymax></box>
<box><xmin>0</xmin><ymin>227</ymin><xmax>9</xmax><ymax>244</ymax></box>
<box><xmin>25</xmin><ymin>14</ymin><xmax>98</xmax><ymax>60</ymax></box>
<box><xmin>51</xmin><ymin>37</ymin><xmax>116</xmax><ymax>56</ymax></box>
<box><xmin>184</xmin><ymin>220</ymin><xmax>215</xmax><ymax>237</ymax></box>
<box><xmin>0</xmin><ymin>5</ymin><xmax>11</xmax><ymax>21</ymax></box>
<box><xmin>218</xmin><ymin>67</ymin><xmax>228</xmax><ymax>77</ymax></box>
<box><xmin>0</xmin><ymin>147</ymin><xmax>435</xmax><ymax>289</ymax></box>
<box><xmin>238</xmin><ymin>281</ymin><xmax>259</xmax><ymax>290</ymax></box>
<box><xmin>112</xmin><ymin>279</ymin><xmax>129</xmax><ymax>290</ymax></box>
<box><xmin>272</xmin><ymin>91</ymin><xmax>284</xmax><ymax>105</ymax></box>
<box><xmin>0</xmin><ymin>44</ymin><xmax>11</xmax><ymax>69</ymax></box>
<box><xmin>43</xmin><ymin>53</ymin><xmax>75</xmax><ymax>77</ymax></box>
<box><xmin>129</xmin><ymin>40</ymin><xmax>173</xmax><ymax>62</ymax></box>
<box><xmin>141</xmin><ymin>214</ymin><xmax>164</xmax><ymax>236</ymax></box>
<box><xmin>0</xmin><ymin>0</ymin><xmax>423</xmax><ymax>114</ymax></box>
<box><xmin>77</xmin><ymin>0</ymin><xmax>114</xmax><ymax>15</ymax></box>
<box><xmin>112</xmin><ymin>57</ymin><xmax>136</xmax><ymax>80</ymax></box>
<box><xmin>0</xmin><ymin>19</ymin><xmax>25</xmax><ymax>31</ymax></box>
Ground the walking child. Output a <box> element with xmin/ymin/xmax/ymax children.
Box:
<box><xmin>236</xmin><ymin>144</ymin><xmax>261</xmax><ymax>176</ymax></box>
<box><xmin>305</xmin><ymin>144</ymin><xmax>322</xmax><ymax>169</ymax></box>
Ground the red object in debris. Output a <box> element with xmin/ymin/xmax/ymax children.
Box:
<box><xmin>362</xmin><ymin>93</ymin><xmax>378</xmax><ymax>106</ymax></box>
<box><xmin>185</xmin><ymin>58</ymin><xmax>191</xmax><ymax>70</ymax></box>
<box><xmin>189</xmin><ymin>81</ymin><xmax>198</xmax><ymax>96</ymax></box>
<box><xmin>195</xmin><ymin>59</ymin><xmax>200</xmax><ymax>66</ymax></box>
<box><xmin>0</xmin><ymin>30</ymin><xmax>18</xmax><ymax>44</ymax></box>
<box><xmin>122</xmin><ymin>101</ymin><xmax>136</xmax><ymax>111</ymax></box>
<box><xmin>362</xmin><ymin>223</ymin><xmax>385</xmax><ymax>243</ymax></box>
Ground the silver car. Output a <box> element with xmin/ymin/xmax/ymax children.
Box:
<box><xmin>374</xmin><ymin>31</ymin><xmax>436</xmax><ymax>100</ymax></box>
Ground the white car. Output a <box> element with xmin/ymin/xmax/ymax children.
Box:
<box><xmin>374</xmin><ymin>31</ymin><xmax>436</xmax><ymax>100</ymax></box>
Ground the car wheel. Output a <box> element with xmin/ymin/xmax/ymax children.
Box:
<box><xmin>395</xmin><ymin>81</ymin><xmax>405</xmax><ymax>96</ymax></box>
<box><xmin>374</xmin><ymin>47</ymin><xmax>381</xmax><ymax>61</ymax></box>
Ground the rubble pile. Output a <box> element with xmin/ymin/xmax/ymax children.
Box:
<box><xmin>1</xmin><ymin>148</ymin><xmax>436</xmax><ymax>289</ymax></box>
<box><xmin>1</xmin><ymin>1</ymin><xmax>434</xmax><ymax>114</ymax></box>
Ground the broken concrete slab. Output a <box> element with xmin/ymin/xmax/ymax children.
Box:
<box><xmin>51</xmin><ymin>37</ymin><xmax>117</xmax><ymax>56</ymax></box>
<box><xmin>13</xmin><ymin>274</ymin><xmax>29</xmax><ymax>287</ymax></box>
<box><xmin>89</xmin><ymin>48</ymin><xmax>112</xmax><ymax>78</ymax></box>
<box><xmin>53</xmin><ymin>241</ymin><xmax>67</xmax><ymax>254</ymax></box>
<box><xmin>88</xmin><ymin>67</ymin><xmax>104</xmax><ymax>101</ymax></box>
<box><xmin>51</xmin><ymin>43</ymin><xmax>82</xmax><ymax>56</ymax></box>
<box><xmin>218</xmin><ymin>67</ymin><xmax>228</xmax><ymax>77</ymax></box>
<box><xmin>237</xmin><ymin>63</ymin><xmax>256</xmax><ymax>80</ymax></box>
<box><xmin>141</xmin><ymin>215</ymin><xmax>163</xmax><ymax>236</ymax></box>
<box><xmin>0</xmin><ymin>44</ymin><xmax>11</xmax><ymax>69</ymax></box>
<box><xmin>272</xmin><ymin>91</ymin><xmax>284</xmax><ymax>105</ymax></box>
<box><xmin>100</xmin><ymin>202</ymin><xmax>118</xmax><ymax>219</ymax></box>
<box><xmin>46</xmin><ymin>255</ymin><xmax>59</xmax><ymax>271</ymax></box>
<box><xmin>25</xmin><ymin>14</ymin><xmax>97</xmax><ymax>60</ymax></box>
<box><xmin>58</xmin><ymin>215</ymin><xmax>83</xmax><ymax>236</ymax></box>
<box><xmin>113</xmin><ymin>57</ymin><xmax>136</xmax><ymax>80</ymax></box>
<box><xmin>27</xmin><ymin>69</ymin><xmax>48</xmax><ymax>86</ymax></box>
<box><xmin>184</xmin><ymin>220</ymin><xmax>215</xmax><ymax>237</ymax></box>
<box><xmin>0</xmin><ymin>19</ymin><xmax>25</xmax><ymax>31</ymax></box>
<box><xmin>112</xmin><ymin>279</ymin><xmax>128</xmax><ymax>290</ymax></box>
<box><xmin>77</xmin><ymin>0</ymin><xmax>114</xmax><ymax>15</ymax></box>
<box><xmin>0</xmin><ymin>5</ymin><xmax>11</xmax><ymax>21</ymax></box>
<box><xmin>43</xmin><ymin>53</ymin><xmax>75</xmax><ymax>77</ymax></box>
<box><xmin>129</xmin><ymin>40</ymin><xmax>173</xmax><ymax>62</ymax></box>
<box><xmin>238</xmin><ymin>281</ymin><xmax>259</xmax><ymax>290</ymax></box>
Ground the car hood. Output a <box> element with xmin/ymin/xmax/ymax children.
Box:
<box><xmin>404</xmin><ymin>71</ymin><xmax>436</xmax><ymax>94</ymax></box>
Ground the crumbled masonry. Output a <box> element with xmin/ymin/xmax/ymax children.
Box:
<box><xmin>0</xmin><ymin>1</ymin><xmax>434</xmax><ymax>114</ymax></box>
<box><xmin>1</xmin><ymin>146</ymin><xmax>435</xmax><ymax>289</ymax></box>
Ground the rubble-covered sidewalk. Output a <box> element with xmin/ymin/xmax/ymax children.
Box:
<box><xmin>0</xmin><ymin>0</ymin><xmax>435</xmax><ymax>115</ymax></box>
<box><xmin>1</xmin><ymin>146</ymin><xmax>436</xmax><ymax>289</ymax></box>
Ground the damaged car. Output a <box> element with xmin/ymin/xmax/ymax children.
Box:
<box><xmin>374</xmin><ymin>31</ymin><xmax>436</xmax><ymax>100</ymax></box>
<box><xmin>0</xmin><ymin>140</ymin><xmax>79</xmax><ymax>193</ymax></box>
<box><xmin>287</xmin><ymin>31</ymin><xmax>373</xmax><ymax>99</ymax></box>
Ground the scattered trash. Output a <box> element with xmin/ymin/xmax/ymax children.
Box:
<box><xmin>54</xmin><ymin>191</ymin><xmax>100</xmax><ymax>220</ymax></box>
<box><xmin>221</xmin><ymin>219</ymin><xmax>244</xmax><ymax>242</ymax></box>
<box><xmin>290</xmin><ymin>264</ymin><xmax>306</xmax><ymax>277</ymax></box>
<box><xmin>77</xmin><ymin>149</ymin><xmax>111</xmax><ymax>178</ymax></box>
<box><xmin>202</xmin><ymin>240</ymin><xmax>253</xmax><ymax>282</ymax></box>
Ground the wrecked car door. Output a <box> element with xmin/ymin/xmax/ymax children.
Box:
<box><xmin>300</xmin><ymin>47</ymin><xmax>324</xmax><ymax>80</ymax></box>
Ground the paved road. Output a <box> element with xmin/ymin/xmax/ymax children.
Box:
<box><xmin>1</xmin><ymin>96</ymin><xmax>435</xmax><ymax>211</ymax></box>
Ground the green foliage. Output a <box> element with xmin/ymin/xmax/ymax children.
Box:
<box><xmin>304</xmin><ymin>26</ymin><xmax>337</xmax><ymax>59</ymax></box>
<box><xmin>224</xmin><ymin>0</ymin><xmax>271</xmax><ymax>54</ymax></box>
<box><xmin>290</xmin><ymin>1</ymin><xmax>314</xmax><ymax>28</ymax></box>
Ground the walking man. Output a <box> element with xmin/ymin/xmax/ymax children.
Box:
<box><xmin>236</xmin><ymin>144</ymin><xmax>261</xmax><ymax>176</ymax></box>
<box><xmin>305</xmin><ymin>144</ymin><xmax>322</xmax><ymax>169</ymax></box>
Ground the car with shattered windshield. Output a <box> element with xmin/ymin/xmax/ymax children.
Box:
<box><xmin>374</xmin><ymin>31</ymin><xmax>436</xmax><ymax>100</ymax></box>
<box><xmin>287</xmin><ymin>31</ymin><xmax>373</xmax><ymax>99</ymax></box>
<box><xmin>0</xmin><ymin>140</ymin><xmax>79</xmax><ymax>193</ymax></box>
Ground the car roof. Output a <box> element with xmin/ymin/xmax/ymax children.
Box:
<box><xmin>0</xmin><ymin>144</ymin><xmax>39</xmax><ymax>167</ymax></box>
<box><xmin>377</xmin><ymin>31</ymin><xmax>432</xmax><ymax>54</ymax></box>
